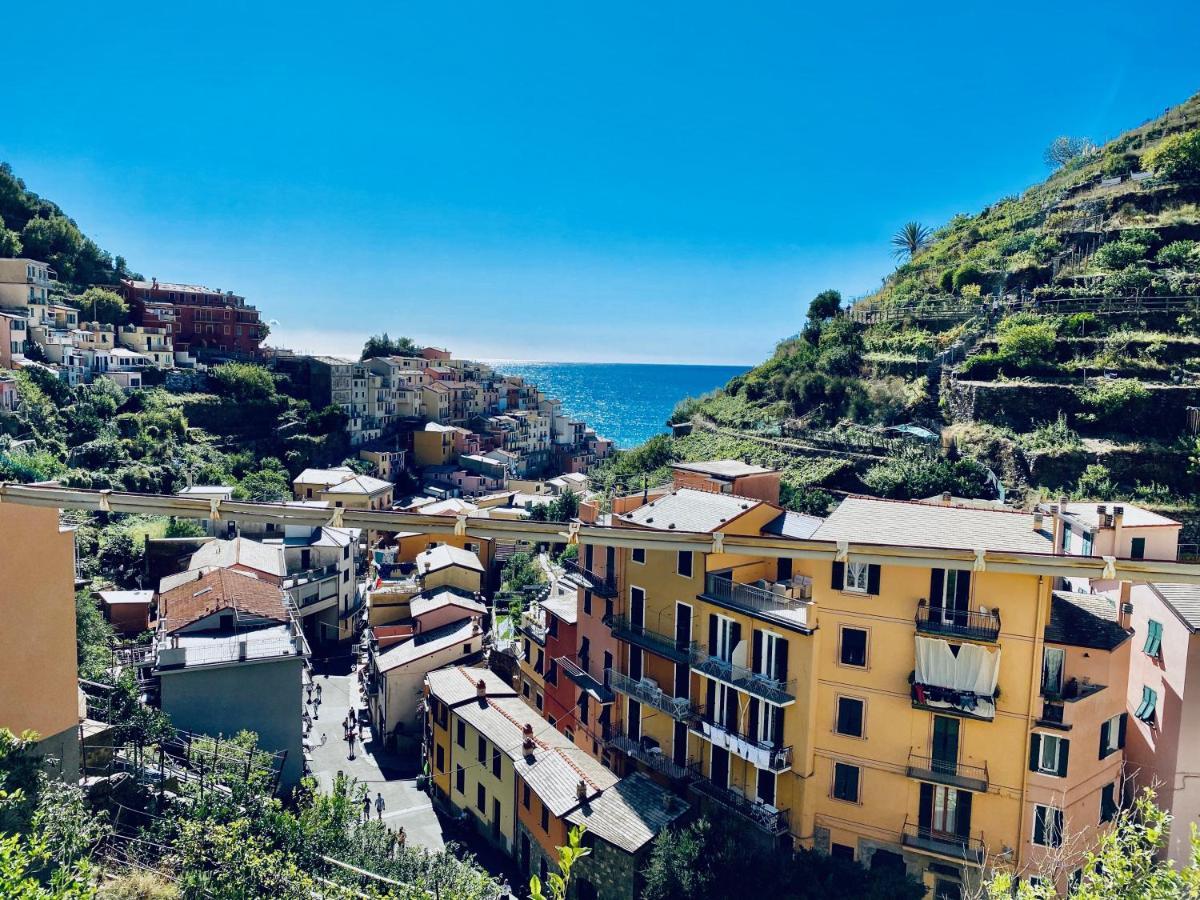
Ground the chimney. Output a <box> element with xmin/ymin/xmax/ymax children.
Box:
<box><xmin>1033</xmin><ymin>511</ymin><xmax>1044</xmax><ymax>533</ymax></box>
<box><xmin>476</xmin><ymin>678</ymin><xmax>487</xmax><ymax>700</ymax></box>
<box><xmin>941</xmin><ymin>491</ymin><xmax>952</xmax><ymax>505</ymax></box>
<box><xmin>576</xmin><ymin>779</ymin><xmax>587</xmax><ymax>801</ymax></box>
<box><xmin>1119</xmin><ymin>582</ymin><xmax>1133</xmax><ymax>629</ymax></box>
<box><xmin>1113</xmin><ymin>505</ymin><xmax>1125</xmax><ymax>553</ymax></box>
<box><xmin>522</xmin><ymin>723</ymin><xmax>535</xmax><ymax>753</ymax></box>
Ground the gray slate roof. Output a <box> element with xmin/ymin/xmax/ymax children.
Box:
<box><xmin>764</xmin><ymin>510</ymin><xmax>823</xmax><ymax>539</ymax></box>
<box><xmin>565</xmin><ymin>771</ymin><xmax>689</xmax><ymax>853</ymax></box>
<box><xmin>1046</xmin><ymin>591</ymin><xmax>1130</xmax><ymax>650</ymax></box>
<box><xmin>813</xmin><ymin>496</ymin><xmax>1054</xmax><ymax>554</ymax></box>
<box><xmin>1150</xmin><ymin>583</ymin><xmax>1200</xmax><ymax>632</ymax></box>
<box><xmin>671</xmin><ymin>459</ymin><xmax>774</xmax><ymax>479</ymax></box>
<box><xmin>374</xmin><ymin>619</ymin><xmax>479</xmax><ymax>673</ymax></box>
<box><xmin>424</xmin><ymin>666</ymin><xmax>516</xmax><ymax>706</ymax></box>
<box><xmin>411</xmin><ymin>588</ymin><xmax>487</xmax><ymax>620</ymax></box>
<box><xmin>619</xmin><ymin>488</ymin><xmax>766</xmax><ymax>533</ymax></box>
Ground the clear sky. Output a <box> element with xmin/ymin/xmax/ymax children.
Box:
<box><xmin>3</xmin><ymin>2</ymin><xmax>1198</xmax><ymax>364</ymax></box>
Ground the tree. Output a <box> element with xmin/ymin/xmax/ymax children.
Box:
<box><xmin>360</xmin><ymin>333</ymin><xmax>421</xmax><ymax>361</ymax></box>
<box><xmin>235</xmin><ymin>459</ymin><xmax>292</xmax><ymax>502</ymax></box>
<box><xmin>501</xmin><ymin>551</ymin><xmax>544</xmax><ymax>593</ymax></box>
<box><xmin>210</xmin><ymin>363</ymin><xmax>278</xmax><ymax>404</ymax></box>
<box><xmin>548</xmin><ymin>489</ymin><xmax>579</xmax><ymax>522</ymax></box>
<box><xmin>1044</xmin><ymin>136</ymin><xmax>1095</xmax><ymax>168</ymax></box>
<box><xmin>74</xmin><ymin>288</ymin><xmax>129</xmax><ymax>326</ymax></box>
<box><xmin>1143</xmin><ymin>129</ymin><xmax>1200</xmax><ymax>181</ymax></box>
<box><xmin>805</xmin><ymin>289</ymin><xmax>843</xmax><ymax>324</ymax></box>
<box><xmin>0</xmin><ymin>217</ymin><xmax>21</xmax><ymax>257</ymax></box>
<box><xmin>891</xmin><ymin>222</ymin><xmax>932</xmax><ymax>261</ymax></box>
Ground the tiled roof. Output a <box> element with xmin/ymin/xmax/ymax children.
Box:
<box><xmin>411</xmin><ymin>588</ymin><xmax>487</xmax><ymax>620</ymax></box>
<box><xmin>325</xmin><ymin>474</ymin><xmax>392</xmax><ymax>495</ymax></box>
<box><xmin>1046</xmin><ymin>592</ymin><xmax>1130</xmax><ymax>650</ymax></box>
<box><xmin>294</xmin><ymin>466</ymin><xmax>356</xmax><ymax>485</ymax></box>
<box><xmin>763</xmin><ymin>510</ymin><xmax>823</xmax><ymax>539</ymax></box>
<box><xmin>1061</xmin><ymin>502</ymin><xmax>1181</xmax><ymax>529</ymax></box>
<box><xmin>671</xmin><ymin>459</ymin><xmax>775</xmax><ymax>479</ymax></box>
<box><xmin>158</xmin><ymin>569</ymin><xmax>289</xmax><ymax>632</ymax></box>
<box><xmin>374</xmin><ymin>619</ymin><xmax>480</xmax><ymax>673</ymax></box>
<box><xmin>417</xmin><ymin>545</ymin><xmax>485</xmax><ymax>573</ymax></box>
<box><xmin>813</xmin><ymin>496</ymin><xmax>1054</xmax><ymax>554</ymax></box>
<box><xmin>189</xmin><ymin>537</ymin><xmax>287</xmax><ymax>577</ymax></box>
<box><xmin>425</xmin><ymin>666</ymin><xmax>516</xmax><ymax>706</ymax></box>
<box><xmin>515</xmin><ymin>742</ymin><xmax>618</xmax><ymax>817</ymax></box>
<box><xmin>541</xmin><ymin>594</ymin><xmax>578</xmax><ymax>625</ymax></box>
<box><xmin>619</xmin><ymin>488</ymin><xmax>767</xmax><ymax>533</ymax></box>
<box><xmin>1149</xmin><ymin>583</ymin><xmax>1200</xmax><ymax>632</ymax></box>
<box><xmin>565</xmin><ymin>771</ymin><xmax>689</xmax><ymax>853</ymax></box>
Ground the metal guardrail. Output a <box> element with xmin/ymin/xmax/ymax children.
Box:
<box><xmin>607</xmin><ymin>670</ymin><xmax>692</xmax><ymax>720</ymax></box>
<box><xmin>905</xmin><ymin>752</ymin><xmax>989</xmax><ymax>793</ymax></box>
<box><xmin>689</xmin><ymin>645</ymin><xmax>796</xmax><ymax>705</ymax></box>
<box><xmin>562</xmin><ymin>559</ymin><xmax>618</xmax><ymax>597</ymax></box>
<box><xmin>690</xmin><ymin>777</ymin><xmax>790</xmax><ymax>836</ymax></box>
<box><xmin>701</xmin><ymin>573</ymin><xmax>813</xmax><ymax>628</ymax></box>
<box><xmin>607</xmin><ymin>615</ymin><xmax>691</xmax><ymax>662</ymax></box>
<box><xmin>901</xmin><ymin>819</ymin><xmax>986</xmax><ymax>865</ymax></box>
<box><xmin>915</xmin><ymin>602</ymin><xmax>1001</xmax><ymax>642</ymax></box>
<box><xmin>605</xmin><ymin>731</ymin><xmax>696</xmax><ymax>781</ymax></box>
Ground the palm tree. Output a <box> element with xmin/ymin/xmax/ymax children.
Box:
<box><xmin>891</xmin><ymin>222</ymin><xmax>932</xmax><ymax>261</ymax></box>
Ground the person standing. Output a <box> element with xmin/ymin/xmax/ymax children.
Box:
<box><xmin>375</xmin><ymin>792</ymin><xmax>386</xmax><ymax>821</ymax></box>
<box><xmin>348</xmin><ymin>729</ymin><xmax>357</xmax><ymax>760</ymax></box>
<box><xmin>361</xmin><ymin>794</ymin><xmax>371</xmax><ymax>823</ymax></box>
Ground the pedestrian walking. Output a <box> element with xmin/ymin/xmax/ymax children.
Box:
<box><xmin>396</xmin><ymin>826</ymin><xmax>405</xmax><ymax>848</ymax></box>
<box><xmin>361</xmin><ymin>795</ymin><xmax>371</xmax><ymax>822</ymax></box>
<box><xmin>306</xmin><ymin>682</ymin><xmax>313</xmax><ymax>703</ymax></box>
<box><xmin>375</xmin><ymin>792</ymin><xmax>386</xmax><ymax>821</ymax></box>
<box><xmin>348</xmin><ymin>730</ymin><xmax>357</xmax><ymax>760</ymax></box>
<box><xmin>315</xmin><ymin>683</ymin><xmax>322</xmax><ymax>702</ymax></box>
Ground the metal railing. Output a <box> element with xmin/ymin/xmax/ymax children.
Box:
<box><xmin>690</xmin><ymin>777</ymin><xmax>790</xmax><ymax>836</ymax></box>
<box><xmin>689</xmin><ymin>646</ymin><xmax>795</xmax><ymax>705</ymax></box>
<box><xmin>555</xmin><ymin>656</ymin><xmax>613</xmax><ymax>702</ymax></box>
<box><xmin>608</xmin><ymin>615</ymin><xmax>691</xmax><ymax>662</ymax></box>
<box><xmin>605</xmin><ymin>731</ymin><xmax>696</xmax><ymax>781</ymax></box>
<box><xmin>691</xmin><ymin>708</ymin><xmax>791</xmax><ymax>772</ymax></box>
<box><xmin>701</xmin><ymin>573</ymin><xmax>813</xmax><ymax>627</ymax></box>
<box><xmin>283</xmin><ymin>562</ymin><xmax>339</xmax><ymax>589</ymax></box>
<box><xmin>901</xmin><ymin>820</ymin><xmax>986</xmax><ymax>865</ymax></box>
<box><xmin>905</xmin><ymin>752</ymin><xmax>989</xmax><ymax>792</ymax></box>
<box><xmin>915</xmin><ymin>602</ymin><xmax>1001</xmax><ymax>642</ymax></box>
<box><xmin>607</xmin><ymin>670</ymin><xmax>693</xmax><ymax>721</ymax></box>
<box><xmin>563</xmin><ymin>559</ymin><xmax>618</xmax><ymax>596</ymax></box>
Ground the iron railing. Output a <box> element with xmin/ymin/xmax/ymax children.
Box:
<box><xmin>605</xmin><ymin>731</ymin><xmax>696</xmax><ymax>781</ymax></box>
<box><xmin>690</xmin><ymin>777</ymin><xmax>790</xmax><ymax>836</ymax></box>
<box><xmin>915</xmin><ymin>601</ymin><xmax>1001</xmax><ymax>642</ymax></box>
<box><xmin>901</xmin><ymin>820</ymin><xmax>986</xmax><ymax>865</ymax></box>
<box><xmin>905</xmin><ymin>752</ymin><xmax>989</xmax><ymax>793</ymax></box>
<box><xmin>607</xmin><ymin>670</ymin><xmax>693</xmax><ymax>721</ymax></box>
<box><xmin>691</xmin><ymin>709</ymin><xmax>792</xmax><ymax>772</ymax></box>
<box><xmin>701</xmin><ymin>573</ymin><xmax>813</xmax><ymax>628</ymax></box>
<box><xmin>689</xmin><ymin>646</ymin><xmax>795</xmax><ymax>705</ymax></box>
<box><xmin>563</xmin><ymin>559</ymin><xmax>618</xmax><ymax>597</ymax></box>
<box><xmin>608</xmin><ymin>615</ymin><xmax>691</xmax><ymax>662</ymax></box>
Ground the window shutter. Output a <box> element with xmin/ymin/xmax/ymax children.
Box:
<box><xmin>955</xmin><ymin>570</ymin><xmax>971</xmax><ymax>606</ymax></box>
<box><xmin>1057</xmin><ymin>739</ymin><xmax>1070</xmax><ymax>778</ymax></box>
<box><xmin>1029</xmin><ymin>733</ymin><xmax>1041</xmax><ymax>772</ymax></box>
<box><xmin>723</xmin><ymin>690</ymin><xmax>737</xmax><ymax>731</ymax></box>
<box><xmin>1099</xmin><ymin>720</ymin><xmax>1109</xmax><ymax>760</ymax></box>
<box><xmin>773</xmin><ymin>706</ymin><xmax>785</xmax><ymax>746</ymax></box>
<box><xmin>706</xmin><ymin>678</ymin><xmax>716</xmax><ymax>719</ymax></box>
<box><xmin>956</xmin><ymin>790</ymin><xmax>973</xmax><ymax>839</ymax></box>
<box><xmin>775</xmin><ymin>639</ymin><xmax>789</xmax><ymax>683</ymax></box>
<box><xmin>752</xmin><ymin>630</ymin><xmax>763</xmax><ymax>674</ymax></box>
<box><xmin>1118</xmin><ymin>712</ymin><xmax>1127</xmax><ymax>749</ymax></box>
<box><xmin>1033</xmin><ymin>808</ymin><xmax>1045</xmax><ymax>846</ymax></box>
<box><xmin>831</xmin><ymin>561</ymin><xmax>844</xmax><ymax>591</ymax></box>
<box><xmin>708</xmin><ymin>614</ymin><xmax>718</xmax><ymax>656</ymax></box>
<box><xmin>867</xmin><ymin>564</ymin><xmax>881</xmax><ymax>596</ymax></box>
<box><xmin>748</xmin><ymin>698</ymin><xmax>759</xmax><ymax>740</ymax></box>
<box><xmin>1053</xmin><ymin>809</ymin><xmax>1064</xmax><ymax>846</ymax></box>
<box><xmin>929</xmin><ymin>569</ymin><xmax>945</xmax><ymax>610</ymax></box>
<box><xmin>730</xmin><ymin>622</ymin><xmax>742</xmax><ymax>655</ymax></box>
<box><xmin>918</xmin><ymin>782</ymin><xmax>933</xmax><ymax>830</ymax></box>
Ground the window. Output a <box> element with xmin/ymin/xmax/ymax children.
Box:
<box><xmin>546</xmin><ymin>660</ymin><xmax>558</xmax><ymax>685</ymax></box>
<box><xmin>477</xmin><ymin>784</ymin><xmax>486</xmax><ymax>812</ymax></box>
<box><xmin>832</xmin><ymin>762</ymin><xmax>860</xmax><ymax>803</ymax></box>
<box><xmin>435</xmin><ymin>743</ymin><xmax>444</xmax><ymax>772</ymax></box>
<box><xmin>1033</xmin><ymin>804</ymin><xmax>1063</xmax><ymax>847</ymax></box>
<box><xmin>839</xmin><ymin>627</ymin><xmax>868</xmax><ymax>668</ymax></box>
<box><xmin>548</xmin><ymin>616</ymin><xmax>558</xmax><ymax>638</ymax></box>
<box><xmin>632</xmin><ymin>547</ymin><xmax>645</xmax><ymax>564</ymax></box>
<box><xmin>522</xmin><ymin>680</ymin><xmax>531</xmax><ymax>698</ymax></box>
<box><xmin>1143</xmin><ymin>620</ymin><xmax>1163</xmax><ymax>657</ymax></box>
<box><xmin>522</xmin><ymin>783</ymin><xmax>531</xmax><ymax>809</ymax></box>
<box><xmin>477</xmin><ymin>736</ymin><xmax>486</xmax><ymax>763</ymax></box>
<box><xmin>492</xmin><ymin>749</ymin><xmax>501</xmax><ymax>778</ymax></box>
<box><xmin>845</xmin><ymin>561</ymin><xmax>870</xmax><ymax>593</ymax></box>
<box><xmin>1100</xmin><ymin>782</ymin><xmax>1119</xmax><ymax>823</ymax></box>
<box><xmin>832</xmin><ymin>560</ymin><xmax>880</xmax><ymax>595</ymax></box>
<box><xmin>536</xmin><ymin>692</ymin><xmax>544</xmax><ymax>711</ymax></box>
<box><xmin>1135</xmin><ymin>686</ymin><xmax>1158</xmax><ymax>724</ymax></box>
<box><xmin>1062</xmin><ymin>524</ymin><xmax>1072</xmax><ymax>551</ymax></box>
<box><xmin>1099</xmin><ymin>713</ymin><xmax>1125</xmax><ymax>759</ymax></box>
<box><xmin>831</xmin><ymin>843</ymin><xmax>855</xmax><ymax>861</ymax></box>
<box><xmin>677</xmin><ymin>551</ymin><xmax>693</xmax><ymax>578</ymax></box>
<box><xmin>540</xmin><ymin>804</ymin><xmax>549</xmax><ymax>831</ymax></box>
<box><xmin>463</xmin><ymin>643</ymin><xmax>473</xmax><ymax>655</ymax></box>
<box><xmin>836</xmin><ymin>696</ymin><xmax>865</xmax><ymax>737</ymax></box>
<box><xmin>1042</xmin><ymin>647</ymin><xmax>1065</xmax><ymax>696</ymax></box>
<box><xmin>1030</xmin><ymin>733</ymin><xmax>1069</xmax><ymax>777</ymax></box>
<box><xmin>928</xmin><ymin>785</ymin><xmax>962</xmax><ymax>835</ymax></box>
<box><xmin>455</xmin><ymin>764</ymin><xmax>465</xmax><ymax>793</ymax></box>
<box><xmin>583</xmin><ymin>591</ymin><xmax>592</xmax><ymax>615</ymax></box>
<box><xmin>579</xmin><ymin>692</ymin><xmax>590</xmax><ymax>726</ymax></box>
<box><xmin>1131</xmin><ymin>537</ymin><xmax>1146</xmax><ymax>560</ymax></box>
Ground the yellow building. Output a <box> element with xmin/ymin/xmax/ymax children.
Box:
<box><xmin>0</xmin><ymin>500</ymin><xmax>82</xmax><ymax>775</ymax></box>
<box><xmin>413</xmin><ymin>422</ymin><xmax>467</xmax><ymax>467</ymax></box>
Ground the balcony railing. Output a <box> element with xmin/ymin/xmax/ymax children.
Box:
<box><xmin>605</xmin><ymin>731</ymin><xmax>696</xmax><ymax>781</ymax></box>
<box><xmin>915</xmin><ymin>601</ymin><xmax>1001</xmax><ymax>643</ymax></box>
<box><xmin>700</xmin><ymin>573</ymin><xmax>813</xmax><ymax>629</ymax></box>
<box><xmin>608</xmin><ymin>615</ymin><xmax>690</xmax><ymax>662</ymax></box>
<box><xmin>901</xmin><ymin>820</ymin><xmax>985</xmax><ymax>865</ymax></box>
<box><xmin>691</xmin><ymin>710</ymin><xmax>792</xmax><ymax>772</ymax></box>
<box><xmin>607</xmin><ymin>670</ymin><xmax>693</xmax><ymax>721</ymax></box>
<box><xmin>690</xmin><ymin>777</ymin><xmax>790</xmax><ymax>836</ymax></box>
<box><xmin>518</xmin><ymin>615</ymin><xmax>548</xmax><ymax>644</ymax></box>
<box><xmin>689</xmin><ymin>646</ymin><xmax>795</xmax><ymax>705</ymax></box>
<box><xmin>563</xmin><ymin>559</ymin><xmax>618</xmax><ymax>597</ymax></box>
<box><xmin>905</xmin><ymin>752</ymin><xmax>989</xmax><ymax>793</ymax></box>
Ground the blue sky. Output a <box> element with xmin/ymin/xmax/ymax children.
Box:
<box><xmin>3</xmin><ymin>2</ymin><xmax>1198</xmax><ymax>364</ymax></box>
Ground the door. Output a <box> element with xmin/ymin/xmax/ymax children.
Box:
<box><xmin>919</xmin><ymin>783</ymin><xmax>972</xmax><ymax>844</ymax></box>
<box><xmin>627</xmin><ymin>699</ymin><xmax>641</xmax><ymax>742</ymax></box>
<box><xmin>520</xmin><ymin>834</ymin><xmax>530</xmax><ymax>873</ymax></box>
<box><xmin>710</xmin><ymin>745</ymin><xmax>729</xmax><ymax>788</ymax></box>
<box><xmin>672</xmin><ymin>720</ymin><xmax>688</xmax><ymax>767</ymax></box>
<box><xmin>492</xmin><ymin>798</ymin><xmax>501</xmax><ymax>839</ymax></box>
<box><xmin>585</xmin><ymin>544</ymin><xmax>594</xmax><ymax>570</ymax></box>
<box><xmin>675</xmin><ymin>602</ymin><xmax>692</xmax><ymax>652</ymax></box>
<box><xmin>931</xmin><ymin>716</ymin><xmax>959</xmax><ymax>774</ymax></box>
<box><xmin>630</xmin><ymin>587</ymin><xmax>645</xmax><ymax>630</ymax></box>
<box><xmin>605</xmin><ymin>545</ymin><xmax>615</xmax><ymax>576</ymax></box>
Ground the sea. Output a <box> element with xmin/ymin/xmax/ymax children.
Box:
<box><xmin>485</xmin><ymin>361</ymin><xmax>749</xmax><ymax>449</ymax></box>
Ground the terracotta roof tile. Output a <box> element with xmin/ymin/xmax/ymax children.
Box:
<box><xmin>158</xmin><ymin>569</ymin><xmax>289</xmax><ymax>633</ymax></box>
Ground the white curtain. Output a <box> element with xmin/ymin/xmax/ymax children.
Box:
<box><xmin>914</xmin><ymin>636</ymin><xmax>1000</xmax><ymax>695</ymax></box>
<box><xmin>915</xmin><ymin>636</ymin><xmax>958</xmax><ymax>688</ymax></box>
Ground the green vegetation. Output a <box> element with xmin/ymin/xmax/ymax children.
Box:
<box><xmin>500</xmin><ymin>551</ymin><xmax>545</xmax><ymax>593</ymax></box>
<box><xmin>73</xmin><ymin>288</ymin><xmax>130</xmax><ymax>326</ymax></box>
<box><xmin>890</xmin><ymin>223</ymin><xmax>932</xmax><ymax>262</ymax></box>
<box><xmin>360</xmin><ymin>333</ymin><xmax>422</xmax><ymax>361</ymax></box>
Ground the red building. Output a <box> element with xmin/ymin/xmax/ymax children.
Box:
<box><xmin>116</xmin><ymin>277</ymin><xmax>265</xmax><ymax>357</ymax></box>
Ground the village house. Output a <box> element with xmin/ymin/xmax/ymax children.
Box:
<box><xmin>116</xmin><ymin>277</ymin><xmax>265</xmax><ymax>357</ymax></box>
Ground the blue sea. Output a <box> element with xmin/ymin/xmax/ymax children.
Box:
<box><xmin>485</xmin><ymin>361</ymin><xmax>749</xmax><ymax>449</ymax></box>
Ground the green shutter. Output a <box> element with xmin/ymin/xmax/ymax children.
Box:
<box><xmin>1143</xmin><ymin>620</ymin><xmax>1162</xmax><ymax>657</ymax></box>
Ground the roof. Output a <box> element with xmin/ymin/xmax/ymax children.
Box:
<box><xmin>325</xmin><ymin>474</ymin><xmax>392</xmax><ymax>496</ymax></box>
<box><xmin>671</xmin><ymin>459</ymin><xmax>775</xmax><ymax>480</ymax></box>
<box><xmin>417</xmin><ymin>545</ymin><xmax>485</xmax><ymax>574</ymax></box>
<box><xmin>515</xmin><ymin>740</ymin><xmax>618</xmax><ymax>817</ymax></box>
<box><xmin>1148</xmin><ymin>583</ymin><xmax>1200</xmax><ymax>632</ymax></box>
<box><xmin>425</xmin><ymin>666</ymin><xmax>517</xmax><ymax>706</ymax></box>
<box><xmin>565</xmin><ymin>772</ymin><xmax>689</xmax><ymax>853</ymax></box>
<box><xmin>1046</xmin><ymin>592</ymin><xmax>1130</xmax><ymax>650</ymax></box>
<box><xmin>1061</xmin><ymin>502</ymin><xmax>1181</xmax><ymax>530</ymax></box>
<box><xmin>189</xmin><ymin>538</ymin><xmax>287</xmax><ymax>578</ymax></box>
<box><xmin>294</xmin><ymin>466</ymin><xmax>355</xmax><ymax>485</ymax></box>
<box><xmin>813</xmin><ymin>496</ymin><xmax>1054</xmax><ymax>554</ymax></box>
<box><xmin>411</xmin><ymin>588</ymin><xmax>487</xmax><ymax>620</ymax></box>
<box><xmin>763</xmin><ymin>510</ymin><xmax>823</xmax><ymax>540</ymax></box>
<box><xmin>619</xmin><ymin>488</ymin><xmax>767</xmax><ymax>533</ymax></box>
<box><xmin>541</xmin><ymin>594</ymin><xmax>578</xmax><ymax>625</ymax></box>
<box><xmin>158</xmin><ymin>569</ymin><xmax>289</xmax><ymax>632</ymax></box>
<box><xmin>374</xmin><ymin>619</ymin><xmax>480</xmax><ymax>673</ymax></box>
<box><xmin>98</xmin><ymin>589</ymin><xmax>153</xmax><ymax>606</ymax></box>
<box><xmin>419</xmin><ymin>498</ymin><xmax>479</xmax><ymax>517</ymax></box>
<box><xmin>126</xmin><ymin>279</ymin><xmax>241</xmax><ymax>297</ymax></box>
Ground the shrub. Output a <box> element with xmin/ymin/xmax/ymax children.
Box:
<box><xmin>956</xmin><ymin>352</ymin><xmax>1007</xmax><ymax>381</ymax></box>
<box><xmin>1020</xmin><ymin>414</ymin><xmax>1082</xmax><ymax>452</ymax></box>
<box><xmin>1157</xmin><ymin>239</ymin><xmax>1198</xmax><ymax>268</ymax></box>
<box><xmin>1142</xmin><ymin>128</ymin><xmax>1200</xmax><ymax>180</ymax></box>
<box><xmin>1076</xmin><ymin>464</ymin><xmax>1119</xmax><ymax>500</ymax></box>
<box><xmin>1063</xmin><ymin>312</ymin><xmax>1097</xmax><ymax>335</ymax></box>
<box><xmin>1093</xmin><ymin>240</ymin><xmax>1147</xmax><ymax>271</ymax></box>
<box><xmin>1103</xmin><ymin>264</ymin><xmax>1155</xmax><ymax>295</ymax></box>
<box><xmin>952</xmin><ymin>262</ymin><xmax>986</xmax><ymax>291</ymax></box>
<box><xmin>1077</xmin><ymin>378</ymin><xmax>1150</xmax><ymax>429</ymax></box>
<box><xmin>997</xmin><ymin>322</ymin><xmax>1056</xmax><ymax>366</ymax></box>
<box><xmin>862</xmin><ymin>448</ymin><xmax>994</xmax><ymax>500</ymax></box>
<box><xmin>1101</xmin><ymin>151</ymin><xmax>1139</xmax><ymax>177</ymax></box>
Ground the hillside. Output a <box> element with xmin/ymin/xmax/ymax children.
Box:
<box><xmin>632</xmin><ymin>90</ymin><xmax>1200</xmax><ymax>538</ymax></box>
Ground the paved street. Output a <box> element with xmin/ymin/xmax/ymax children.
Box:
<box><xmin>306</xmin><ymin>659</ymin><xmax>446</xmax><ymax>851</ymax></box>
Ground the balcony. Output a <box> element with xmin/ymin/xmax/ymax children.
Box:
<box><xmin>915</xmin><ymin>601</ymin><xmax>1001</xmax><ymax>643</ymax></box>
<box><xmin>563</xmin><ymin>559</ymin><xmax>618</xmax><ymax>597</ymax></box>
<box><xmin>700</xmin><ymin>573</ymin><xmax>814</xmax><ymax>631</ymax></box>
<box><xmin>691</xmin><ymin>710</ymin><xmax>792</xmax><ymax>772</ymax></box>
<box><xmin>905</xmin><ymin>752</ymin><xmax>989</xmax><ymax>793</ymax></box>
<box><xmin>556</xmin><ymin>656</ymin><xmax>614</xmax><ymax>703</ymax></box>
<box><xmin>608</xmin><ymin>615</ymin><xmax>690</xmax><ymax>663</ymax></box>
<box><xmin>901</xmin><ymin>820</ymin><xmax>985</xmax><ymax>866</ymax></box>
<box><xmin>518</xmin><ymin>615</ymin><xmax>548</xmax><ymax>645</ymax></box>
<box><xmin>605</xmin><ymin>731</ymin><xmax>696</xmax><ymax>781</ymax></box>
<box><xmin>1036</xmin><ymin>678</ymin><xmax>1107</xmax><ymax>730</ymax></box>
<box><xmin>607</xmin><ymin>670</ymin><xmax>693</xmax><ymax>721</ymax></box>
<box><xmin>689</xmin><ymin>646</ymin><xmax>796</xmax><ymax>705</ymax></box>
<box><xmin>690</xmin><ymin>777</ymin><xmax>790</xmax><ymax>836</ymax></box>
